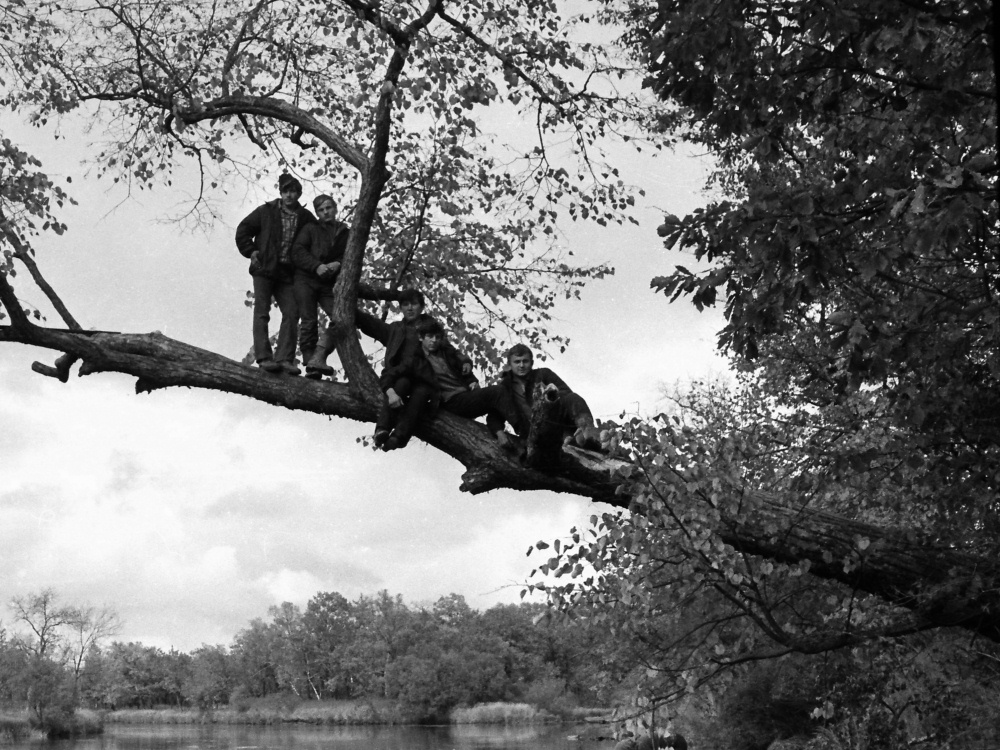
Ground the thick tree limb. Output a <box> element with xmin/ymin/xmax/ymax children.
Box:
<box><xmin>2</xmin><ymin>317</ymin><xmax>999</xmax><ymax>642</ymax></box>
<box><xmin>0</xmin><ymin>322</ymin><xmax>625</xmax><ymax>500</ymax></box>
<box><xmin>717</xmin><ymin>490</ymin><xmax>1000</xmax><ymax>642</ymax></box>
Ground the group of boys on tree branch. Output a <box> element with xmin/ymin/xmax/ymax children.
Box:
<box><xmin>235</xmin><ymin>173</ymin><xmax>604</xmax><ymax>461</ymax></box>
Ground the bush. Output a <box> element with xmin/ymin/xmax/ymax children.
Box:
<box><xmin>36</xmin><ymin>709</ymin><xmax>103</xmax><ymax>739</ymax></box>
<box><xmin>524</xmin><ymin>678</ymin><xmax>578</xmax><ymax>718</ymax></box>
<box><xmin>450</xmin><ymin>702</ymin><xmax>554</xmax><ymax>724</ymax></box>
<box><xmin>229</xmin><ymin>686</ymin><xmax>252</xmax><ymax>713</ymax></box>
<box><xmin>0</xmin><ymin>715</ymin><xmax>33</xmax><ymax>742</ymax></box>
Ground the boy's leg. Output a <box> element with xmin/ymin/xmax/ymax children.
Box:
<box><xmin>251</xmin><ymin>275</ymin><xmax>280</xmax><ymax>371</ymax></box>
<box><xmin>306</xmin><ymin>290</ymin><xmax>336</xmax><ymax>375</ymax></box>
<box><xmin>442</xmin><ymin>385</ymin><xmax>507</xmax><ymax>419</ymax></box>
<box><xmin>375</xmin><ymin>377</ymin><xmax>412</xmax><ymax>448</ymax></box>
<box><xmin>294</xmin><ymin>276</ymin><xmax>319</xmax><ymax>366</ymax></box>
<box><xmin>387</xmin><ymin>382</ymin><xmax>433</xmax><ymax>448</ymax></box>
<box><xmin>373</xmin><ymin>397</ymin><xmax>396</xmax><ymax>447</ymax></box>
<box><xmin>272</xmin><ymin>275</ymin><xmax>300</xmax><ymax>372</ymax></box>
<box><xmin>554</xmin><ymin>392</ymin><xmax>602</xmax><ymax>450</ymax></box>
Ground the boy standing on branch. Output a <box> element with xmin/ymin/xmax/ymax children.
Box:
<box><xmin>290</xmin><ymin>194</ymin><xmax>349</xmax><ymax>379</ymax></box>
<box><xmin>236</xmin><ymin>173</ymin><xmax>315</xmax><ymax>375</ymax></box>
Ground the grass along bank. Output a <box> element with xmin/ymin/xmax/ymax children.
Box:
<box><xmin>104</xmin><ymin>698</ymin><xmax>403</xmax><ymax>725</ymax></box>
<box><xmin>103</xmin><ymin>699</ymin><xmax>602</xmax><ymax>726</ymax></box>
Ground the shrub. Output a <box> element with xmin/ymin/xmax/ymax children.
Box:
<box><xmin>450</xmin><ymin>702</ymin><xmax>553</xmax><ymax>724</ymax></box>
<box><xmin>37</xmin><ymin>709</ymin><xmax>104</xmax><ymax>739</ymax></box>
<box><xmin>524</xmin><ymin>678</ymin><xmax>578</xmax><ymax>718</ymax></box>
<box><xmin>0</xmin><ymin>716</ymin><xmax>33</xmax><ymax>742</ymax></box>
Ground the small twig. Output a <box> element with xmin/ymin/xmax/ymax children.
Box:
<box><xmin>238</xmin><ymin>113</ymin><xmax>267</xmax><ymax>150</ymax></box>
<box><xmin>290</xmin><ymin>127</ymin><xmax>316</xmax><ymax>150</ymax></box>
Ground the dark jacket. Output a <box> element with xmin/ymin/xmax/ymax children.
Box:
<box><xmin>486</xmin><ymin>366</ymin><xmax>572</xmax><ymax>437</ymax></box>
<box><xmin>355</xmin><ymin>309</ymin><xmax>472</xmax><ymax>393</ymax></box>
<box><xmin>235</xmin><ymin>199</ymin><xmax>315</xmax><ymax>279</ymax></box>
<box><xmin>356</xmin><ymin>310</ymin><xmax>417</xmax><ymax>384</ymax></box>
<box><xmin>406</xmin><ymin>346</ymin><xmax>479</xmax><ymax>393</ymax></box>
<box><xmin>291</xmin><ymin>220</ymin><xmax>349</xmax><ymax>286</ymax></box>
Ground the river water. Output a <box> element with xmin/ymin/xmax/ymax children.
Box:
<box><xmin>10</xmin><ymin>723</ymin><xmax>596</xmax><ymax>750</ymax></box>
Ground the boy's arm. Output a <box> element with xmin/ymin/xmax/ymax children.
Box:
<box><xmin>538</xmin><ymin>367</ymin><xmax>572</xmax><ymax>396</ymax></box>
<box><xmin>486</xmin><ymin>409</ymin><xmax>508</xmax><ymax>437</ymax></box>
<box><xmin>290</xmin><ymin>225</ymin><xmax>320</xmax><ymax>274</ymax></box>
<box><xmin>235</xmin><ymin>207</ymin><xmax>262</xmax><ymax>258</ymax></box>
<box><xmin>355</xmin><ymin>309</ymin><xmax>391</xmax><ymax>345</ymax></box>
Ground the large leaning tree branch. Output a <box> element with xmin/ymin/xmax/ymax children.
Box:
<box><xmin>3</xmin><ymin>264</ymin><xmax>1000</xmax><ymax>645</ymax></box>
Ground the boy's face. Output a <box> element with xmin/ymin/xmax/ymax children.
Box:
<box><xmin>316</xmin><ymin>201</ymin><xmax>337</xmax><ymax>222</ymax></box>
<box><xmin>280</xmin><ymin>187</ymin><xmax>301</xmax><ymax>208</ymax></box>
<box><xmin>400</xmin><ymin>300</ymin><xmax>423</xmax><ymax>322</ymax></box>
<box><xmin>420</xmin><ymin>332</ymin><xmax>442</xmax><ymax>355</ymax></box>
<box><xmin>509</xmin><ymin>353</ymin><xmax>533</xmax><ymax>378</ymax></box>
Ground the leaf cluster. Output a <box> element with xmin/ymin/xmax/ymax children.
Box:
<box><xmin>529</xmin><ymin>376</ymin><xmax>1000</xmax><ymax>709</ymax></box>
<box><xmin>3</xmin><ymin>0</ymin><xmax>655</xmax><ymax>364</ymax></box>
<box><xmin>609</xmin><ymin>0</ymin><xmax>999</xmax><ymax>498</ymax></box>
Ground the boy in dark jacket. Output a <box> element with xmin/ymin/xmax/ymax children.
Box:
<box><xmin>415</xmin><ymin>317</ymin><xmax>512</xmax><ymax>422</ymax></box>
<box><xmin>371</xmin><ymin>315</ymin><xmax>515</xmax><ymax>451</ymax></box>
<box><xmin>486</xmin><ymin>344</ymin><xmax>602</xmax><ymax>451</ymax></box>
<box><xmin>235</xmin><ymin>173</ymin><xmax>315</xmax><ymax>375</ymax></box>
<box><xmin>290</xmin><ymin>194</ymin><xmax>350</xmax><ymax>379</ymax></box>
<box><xmin>356</xmin><ymin>289</ymin><xmax>443</xmax><ymax>450</ymax></box>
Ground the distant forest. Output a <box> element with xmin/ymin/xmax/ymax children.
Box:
<box><xmin>0</xmin><ymin>590</ymin><xmax>638</xmax><ymax>723</ymax></box>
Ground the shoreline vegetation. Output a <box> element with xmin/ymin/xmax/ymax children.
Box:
<box><xmin>0</xmin><ymin>709</ymin><xmax>103</xmax><ymax>742</ymax></box>
<box><xmin>1</xmin><ymin>703</ymin><xmax>610</xmax><ymax>741</ymax></box>
<box><xmin>105</xmin><ymin>701</ymin><xmax>607</xmax><ymax>725</ymax></box>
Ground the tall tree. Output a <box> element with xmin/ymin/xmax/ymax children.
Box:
<box><xmin>65</xmin><ymin>605</ymin><xmax>122</xmax><ymax>699</ymax></box>
<box><xmin>0</xmin><ymin>0</ymin><xmax>648</xmax><ymax>499</ymax></box>
<box><xmin>8</xmin><ymin>589</ymin><xmax>78</xmax><ymax>661</ymax></box>
<box><xmin>537</xmin><ymin>0</ymin><xmax>999</xmax><ymax>733</ymax></box>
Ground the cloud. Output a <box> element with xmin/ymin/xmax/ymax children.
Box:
<box><xmin>107</xmin><ymin>451</ymin><xmax>145</xmax><ymax>493</ymax></box>
<box><xmin>205</xmin><ymin>485</ymin><xmax>312</xmax><ymax>519</ymax></box>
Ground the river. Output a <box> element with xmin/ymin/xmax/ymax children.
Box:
<box><xmin>7</xmin><ymin>723</ymin><xmax>597</xmax><ymax>750</ymax></box>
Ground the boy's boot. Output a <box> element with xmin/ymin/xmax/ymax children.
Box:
<box><xmin>572</xmin><ymin>416</ymin><xmax>603</xmax><ymax>452</ymax></box>
<box><xmin>306</xmin><ymin>344</ymin><xmax>335</xmax><ymax>378</ymax></box>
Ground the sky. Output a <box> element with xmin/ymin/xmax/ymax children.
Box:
<box><xmin>0</xmin><ymin>97</ymin><xmax>730</xmax><ymax>652</ymax></box>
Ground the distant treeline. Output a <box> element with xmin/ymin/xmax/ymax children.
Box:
<box><xmin>1</xmin><ymin>590</ymin><xmax>638</xmax><ymax>724</ymax></box>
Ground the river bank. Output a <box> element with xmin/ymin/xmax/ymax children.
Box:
<box><xmin>2</xmin><ymin>702</ymin><xmax>609</xmax><ymax>742</ymax></box>
<box><xmin>103</xmin><ymin>701</ymin><xmax>607</xmax><ymax>726</ymax></box>
<box><xmin>0</xmin><ymin>709</ymin><xmax>103</xmax><ymax>741</ymax></box>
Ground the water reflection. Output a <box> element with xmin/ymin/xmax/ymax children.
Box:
<box><xmin>32</xmin><ymin>723</ymin><xmax>588</xmax><ymax>750</ymax></box>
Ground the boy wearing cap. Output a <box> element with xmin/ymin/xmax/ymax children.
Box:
<box><xmin>236</xmin><ymin>173</ymin><xmax>316</xmax><ymax>374</ymax></box>
<box><xmin>290</xmin><ymin>194</ymin><xmax>350</xmax><ymax>379</ymax></box>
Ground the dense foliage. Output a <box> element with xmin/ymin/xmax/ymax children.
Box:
<box><xmin>1</xmin><ymin>0</ymin><xmax>652</xmax><ymax>368</ymax></box>
<box><xmin>524</xmin><ymin>0</ymin><xmax>1000</xmax><ymax>746</ymax></box>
